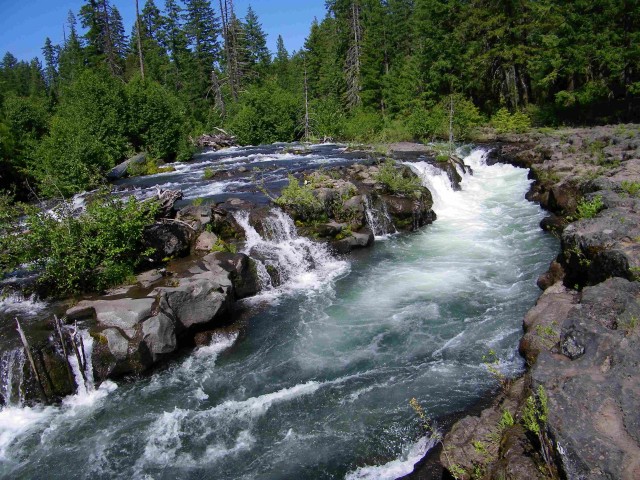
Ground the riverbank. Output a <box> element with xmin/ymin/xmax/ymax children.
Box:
<box><xmin>414</xmin><ymin>124</ymin><xmax>640</xmax><ymax>480</ymax></box>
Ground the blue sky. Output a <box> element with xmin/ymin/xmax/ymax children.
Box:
<box><xmin>0</xmin><ymin>0</ymin><xmax>327</xmax><ymax>62</ymax></box>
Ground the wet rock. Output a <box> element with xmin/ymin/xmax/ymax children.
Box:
<box><xmin>203</xmin><ymin>252</ymin><xmax>260</xmax><ymax>299</ymax></box>
<box><xmin>68</xmin><ymin>298</ymin><xmax>155</xmax><ymax>338</ymax></box>
<box><xmin>143</xmin><ymin>222</ymin><xmax>194</xmax><ymax>263</ymax></box>
<box><xmin>332</xmin><ymin>229</ymin><xmax>374</xmax><ymax>254</ymax></box>
<box><xmin>91</xmin><ymin>328</ymin><xmax>153</xmax><ymax>379</ymax></box>
<box><xmin>536</xmin><ymin>261</ymin><xmax>565</xmax><ymax>290</ymax></box>
<box><xmin>380</xmin><ymin>191</ymin><xmax>435</xmax><ymax>232</ymax></box>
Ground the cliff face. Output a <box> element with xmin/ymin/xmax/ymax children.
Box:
<box><xmin>438</xmin><ymin>125</ymin><xmax>640</xmax><ymax>480</ymax></box>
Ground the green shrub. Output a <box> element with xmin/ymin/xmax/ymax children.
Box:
<box><xmin>2</xmin><ymin>192</ymin><xmax>158</xmax><ymax>296</ymax></box>
<box><xmin>127</xmin><ymin>158</ymin><xmax>176</xmax><ymax>177</ymax></box>
<box><xmin>341</xmin><ymin>109</ymin><xmax>384</xmax><ymax>141</ymax></box>
<box><xmin>491</xmin><ymin>108</ymin><xmax>532</xmax><ymax>134</ymax></box>
<box><xmin>621</xmin><ymin>181</ymin><xmax>640</xmax><ymax>197</ymax></box>
<box><xmin>226</xmin><ymin>79</ymin><xmax>301</xmax><ymax>145</ymax></box>
<box><xmin>574</xmin><ymin>195</ymin><xmax>604</xmax><ymax>219</ymax></box>
<box><xmin>374</xmin><ymin>160</ymin><xmax>422</xmax><ymax>196</ymax></box>
<box><xmin>407</xmin><ymin>94</ymin><xmax>484</xmax><ymax>141</ymax></box>
<box><xmin>436</xmin><ymin>154</ymin><xmax>450</xmax><ymax>163</ymax></box>
<box><xmin>275</xmin><ymin>174</ymin><xmax>324</xmax><ymax>221</ymax></box>
<box><xmin>203</xmin><ymin>167</ymin><xmax>216</xmax><ymax>180</ymax></box>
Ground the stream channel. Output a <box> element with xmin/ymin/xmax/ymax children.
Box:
<box><xmin>0</xmin><ymin>145</ymin><xmax>558</xmax><ymax>479</ymax></box>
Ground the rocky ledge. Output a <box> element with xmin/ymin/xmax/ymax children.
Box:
<box><xmin>429</xmin><ymin>125</ymin><xmax>640</xmax><ymax>480</ymax></box>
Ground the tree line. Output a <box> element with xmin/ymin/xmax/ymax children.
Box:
<box><xmin>1</xmin><ymin>0</ymin><xmax>638</xmax><ymax>199</ymax></box>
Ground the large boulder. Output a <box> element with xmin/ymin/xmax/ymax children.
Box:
<box><xmin>203</xmin><ymin>252</ymin><xmax>261</xmax><ymax>299</ymax></box>
<box><xmin>380</xmin><ymin>190</ymin><xmax>436</xmax><ymax>231</ymax></box>
<box><xmin>143</xmin><ymin>222</ymin><xmax>194</xmax><ymax>262</ymax></box>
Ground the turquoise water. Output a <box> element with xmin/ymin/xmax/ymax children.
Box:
<box><xmin>0</xmin><ymin>149</ymin><xmax>558</xmax><ymax>479</ymax></box>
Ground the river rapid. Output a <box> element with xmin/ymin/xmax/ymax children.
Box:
<box><xmin>0</xmin><ymin>147</ymin><xmax>558</xmax><ymax>479</ymax></box>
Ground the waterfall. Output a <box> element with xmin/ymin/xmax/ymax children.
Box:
<box><xmin>0</xmin><ymin>348</ymin><xmax>26</xmax><ymax>407</ymax></box>
<box><xmin>233</xmin><ymin>209</ymin><xmax>348</xmax><ymax>292</ymax></box>
<box><xmin>363</xmin><ymin>196</ymin><xmax>396</xmax><ymax>238</ymax></box>
<box><xmin>67</xmin><ymin>330</ymin><xmax>96</xmax><ymax>399</ymax></box>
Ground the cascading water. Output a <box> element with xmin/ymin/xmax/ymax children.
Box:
<box><xmin>0</xmin><ymin>147</ymin><xmax>558</xmax><ymax>480</ymax></box>
<box><xmin>0</xmin><ymin>349</ymin><xmax>25</xmax><ymax>407</ymax></box>
<box><xmin>233</xmin><ymin>209</ymin><xmax>348</xmax><ymax>292</ymax></box>
<box><xmin>363</xmin><ymin>196</ymin><xmax>396</xmax><ymax>238</ymax></box>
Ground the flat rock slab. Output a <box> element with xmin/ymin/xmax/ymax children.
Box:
<box><xmin>67</xmin><ymin>298</ymin><xmax>155</xmax><ymax>337</ymax></box>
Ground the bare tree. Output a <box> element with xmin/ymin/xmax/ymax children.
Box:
<box><xmin>345</xmin><ymin>1</ymin><xmax>362</xmax><ymax>109</ymax></box>
<box><xmin>135</xmin><ymin>0</ymin><xmax>145</xmax><ymax>79</ymax></box>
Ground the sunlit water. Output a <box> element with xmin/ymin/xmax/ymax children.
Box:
<box><xmin>0</xmin><ymin>148</ymin><xmax>557</xmax><ymax>479</ymax></box>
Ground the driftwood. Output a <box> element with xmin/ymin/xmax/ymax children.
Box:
<box><xmin>192</xmin><ymin>128</ymin><xmax>236</xmax><ymax>150</ymax></box>
<box><xmin>141</xmin><ymin>188</ymin><xmax>183</xmax><ymax>218</ymax></box>
<box><xmin>54</xmin><ymin>315</ymin><xmax>75</xmax><ymax>386</ymax></box>
<box><xmin>15</xmin><ymin>318</ymin><xmax>48</xmax><ymax>402</ymax></box>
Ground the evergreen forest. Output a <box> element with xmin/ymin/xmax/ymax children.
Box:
<box><xmin>1</xmin><ymin>0</ymin><xmax>638</xmax><ymax>199</ymax></box>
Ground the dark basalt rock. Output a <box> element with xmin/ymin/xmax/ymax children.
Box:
<box><xmin>143</xmin><ymin>222</ymin><xmax>193</xmax><ymax>263</ymax></box>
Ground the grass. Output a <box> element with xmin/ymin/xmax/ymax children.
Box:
<box><xmin>127</xmin><ymin>158</ymin><xmax>176</xmax><ymax>177</ymax></box>
<box><xmin>203</xmin><ymin>167</ymin><xmax>216</xmax><ymax>180</ymax></box>
<box><xmin>621</xmin><ymin>181</ymin><xmax>640</xmax><ymax>197</ymax></box>
<box><xmin>374</xmin><ymin>160</ymin><xmax>422</xmax><ymax>196</ymax></box>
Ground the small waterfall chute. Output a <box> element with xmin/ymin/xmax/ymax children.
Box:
<box><xmin>0</xmin><ymin>348</ymin><xmax>26</xmax><ymax>407</ymax></box>
<box><xmin>233</xmin><ymin>209</ymin><xmax>348</xmax><ymax>293</ymax></box>
<box><xmin>364</xmin><ymin>195</ymin><xmax>397</xmax><ymax>238</ymax></box>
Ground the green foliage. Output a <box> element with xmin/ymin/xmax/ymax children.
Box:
<box><xmin>210</xmin><ymin>237</ymin><xmax>237</xmax><ymax>254</ymax></box>
<box><xmin>275</xmin><ymin>174</ymin><xmax>324</xmax><ymax>221</ymax></box>
<box><xmin>127</xmin><ymin>158</ymin><xmax>176</xmax><ymax>177</ymax></box>
<box><xmin>374</xmin><ymin>160</ymin><xmax>422</xmax><ymax>196</ymax></box>
<box><xmin>33</xmin><ymin>70</ymin><xmax>129</xmax><ymax>196</ymax></box>
<box><xmin>341</xmin><ymin>109</ymin><xmax>384</xmax><ymax>141</ymax></box>
<box><xmin>491</xmin><ymin>108</ymin><xmax>532</xmax><ymax>134</ymax></box>
<box><xmin>1</xmin><ymin>192</ymin><xmax>158</xmax><ymax>296</ymax></box>
<box><xmin>499</xmin><ymin>410</ymin><xmax>515</xmax><ymax>430</ymax></box>
<box><xmin>407</xmin><ymin>95</ymin><xmax>484</xmax><ymax>141</ymax></box>
<box><xmin>621</xmin><ymin>181</ymin><xmax>640</xmax><ymax>197</ymax></box>
<box><xmin>522</xmin><ymin>386</ymin><xmax>549</xmax><ymax>436</ymax></box>
<box><xmin>125</xmin><ymin>75</ymin><xmax>191</xmax><ymax>161</ymax></box>
<box><xmin>202</xmin><ymin>167</ymin><xmax>215</xmax><ymax>180</ymax></box>
<box><xmin>574</xmin><ymin>195</ymin><xmax>604</xmax><ymax>219</ymax></box>
<box><xmin>226</xmin><ymin>80</ymin><xmax>301</xmax><ymax>145</ymax></box>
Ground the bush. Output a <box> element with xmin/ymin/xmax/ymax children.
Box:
<box><xmin>407</xmin><ymin>94</ymin><xmax>484</xmax><ymax>141</ymax></box>
<box><xmin>125</xmin><ymin>75</ymin><xmax>190</xmax><ymax>161</ymax></box>
<box><xmin>574</xmin><ymin>195</ymin><xmax>604</xmax><ymax>219</ymax></box>
<box><xmin>341</xmin><ymin>109</ymin><xmax>384</xmax><ymax>141</ymax></box>
<box><xmin>127</xmin><ymin>158</ymin><xmax>176</xmax><ymax>177</ymax></box>
<box><xmin>374</xmin><ymin>160</ymin><xmax>422</xmax><ymax>196</ymax></box>
<box><xmin>491</xmin><ymin>108</ymin><xmax>532</xmax><ymax>134</ymax></box>
<box><xmin>2</xmin><ymin>192</ymin><xmax>158</xmax><ymax>296</ymax></box>
<box><xmin>226</xmin><ymin>79</ymin><xmax>301</xmax><ymax>145</ymax></box>
<box><xmin>275</xmin><ymin>174</ymin><xmax>324</xmax><ymax>221</ymax></box>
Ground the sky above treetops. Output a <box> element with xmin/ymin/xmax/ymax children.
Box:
<box><xmin>0</xmin><ymin>0</ymin><xmax>327</xmax><ymax>62</ymax></box>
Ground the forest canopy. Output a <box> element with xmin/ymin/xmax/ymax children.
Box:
<box><xmin>1</xmin><ymin>0</ymin><xmax>638</xmax><ymax>199</ymax></box>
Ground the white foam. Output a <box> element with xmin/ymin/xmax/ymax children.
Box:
<box><xmin>0</xmin><ymin>405</ymin><xmax>56</xmax><ymax>461</ymax></box>
<box><xmin>344</xmin><ymin>435</ymin><xmax>437</xmax><ymax>480</ymax></box>
<box><xmin>0</xmin><ymin>292</ymin><xmax>47</xmax><ymax>316</ymax></box>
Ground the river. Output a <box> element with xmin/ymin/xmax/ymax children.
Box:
<box><xmin>0</xmin><ymin>146</ymin><xmax>558</xmax><ymax>479</ymax></box>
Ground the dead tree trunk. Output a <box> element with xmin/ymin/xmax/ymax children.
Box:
<box><xmin>135</xmin><ymin>0</ymin><xmax>145</xmax><ymax>80</ymax></box>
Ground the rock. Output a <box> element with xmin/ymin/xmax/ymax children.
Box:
<box><xmin>520</xmin><ymin>281</ymin><xmax>576</xmax><ymax>364</ymax></box>
<box><xmin>67</xmin><ymin>298</ymin><xmax>155</xmax><ymax>338</ymax></box>
<box><xmin>176</xmin><ymin>205</ymin><xmax>213</xmax><ymax>231</ymax></box>
<box><xmin>561</xmin><ymin>207</ymin><xmax>640</xmax><ymax>287</ymax></box>
<box><xmin>157</xmin><ymin>276</ymin><xmax>232</xmax><ymax>330</ymax></box>
<box><xmin>531</xmin><ymin>278</ymin><xmax>640</xmax><ymax>480</ymax></box>
<box><xmin>332</xmin><ymin>229</ymin><xmax>374</xmax><ymax>254</ymax></box>
<box><xmin>143</xmin><ymin>222</ymin><xmax>194</xmax><ymax>263</ymax></box>
<box><xmin>536</xmin><ymin>260</ymin><xmax>565</xmax><ymax>290</ymax></box>
<box><xmin>101</xmin><ymin>328</ymin><xmax>130</xmax><ymax>360</ymax></box>
<box><xmin>106</xmin><ymin>153</ymin><xmax>146</xmax><ymax>181</ymax></box>
<box><xmin>195</xmin><ymin>231</ymin><xmax>218</xmax><ymax>251</ymax></box>
<box><xmin>203</xmin><ymin>252</ymin><xmax>260</xmax><ymax>299</ymax></box>
<box><xmin>136</xmin><ymin>269</ymin><xmax>165</xmax><ymax>288</ymax></box>
<box><xmin>142</xmin><ymin>313</ymin><xmax>177</xmax><ymax>360</ymax></box>
<box><xmin>380</xmin><ymin>191</ymin><xmax>435</xmax><ymax>231</ymax></box>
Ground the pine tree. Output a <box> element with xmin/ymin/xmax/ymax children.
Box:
<box><xmin>58</xmin><ymin>11</ymin><xmax>85</xmax><ymax>83</ymax></box>
<box><xmin>275</xmin><ymin>35</ymin><xmax>289</xmax><ymax>65</ymax></box>
<box><xmin>42</xmin><ymin>38</ymin><xmax>59</xmax><ymax>91</ymax></box>
<box><xmin>244</xmin><ymin>6</ymin><xmax>269</xmax><ymax>68</ymax></box>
